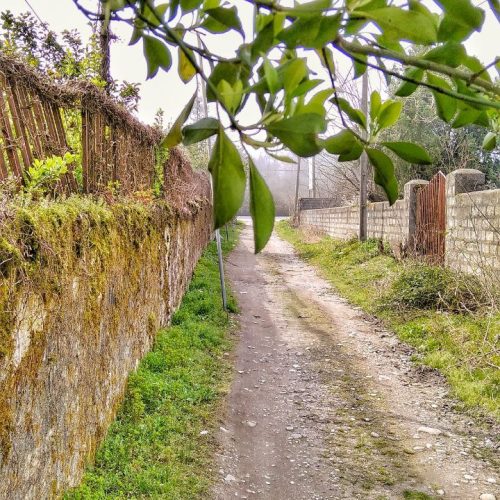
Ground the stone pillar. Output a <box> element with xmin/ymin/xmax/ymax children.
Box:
<box><xmin>445</xmin><ymin>169</ymin><xmax>486</xmax><ymax>268</ymax></box>
<box><xmin>404</xmin><ymin>179</ymin><xmax>428</xmax><ymax>252</ymax></box>
<box><xmin>446</xmin><ymin>168</ymin><xmax>485</xmax><ymax>197</ymax></box>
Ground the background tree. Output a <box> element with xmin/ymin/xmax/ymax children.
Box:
<box><xmin>383</xmin><ymin>80</ymin><xmax>500</xmax><ymax>187</ymax></box>
<box><xmin>0</xmin><ymin>9</ymin><xmax>140</xmax><ymax>110</ymax></box>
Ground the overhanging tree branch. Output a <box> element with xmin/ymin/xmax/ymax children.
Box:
<box><xmin>333</xmin><ymin>42</ymin><xmax>500</xmax><ymax>111</ymax></box>
<box><xmin>335</xmin><ymin>38</ymin><xmax>500</xmax><ymax>98</ymax></box>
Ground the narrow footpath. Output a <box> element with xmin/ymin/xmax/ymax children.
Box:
<box><xmin>212</xmin><ymin>224</ymin><xmax>499</xmax><ymax>500</ymax></box>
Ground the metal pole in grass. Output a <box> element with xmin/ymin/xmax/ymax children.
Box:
<box><xmin>197</xmin><ymin>36</ymin><xmax>227</xmax><ymax>311</ymax></box>
<box><xmin>215</xmin><ymin>228</ymin><xmax>227</xmax><ymax>309</ymax></box>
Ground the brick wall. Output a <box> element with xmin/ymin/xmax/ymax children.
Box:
<box><xmin>299</xmin><ymin>169</ymin><xmax>500</xmax><ymax>279</ymax></box>
<box><xmin>300</xmin><ymin>204</ymin><xmax>359</xmax><ymax>239</ymax></box>
<box><xmin>300</xmin><ymin>180</ymin><xmax>426</xmax><ymax>255</ymax></box>
<box><xmin>445</xmin><ymin>170</ymin><xmax>500</xmax><ymax>281</ymax></box>
<box><xmin>299</xmin><ymin>197</ymin><xmax>342</xmax><ymax>211</ymax></box>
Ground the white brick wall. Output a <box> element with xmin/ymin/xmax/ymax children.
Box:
<box><xmin>300</xmin><ymin>169</ymin><xmax>500</xmax><ymax>280</ymax></box>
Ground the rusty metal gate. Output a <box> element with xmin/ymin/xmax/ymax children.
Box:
<box><xmin>415</xmin><ymin>171</ymin><xmax>446</xmax><ymax>263</ymax></box>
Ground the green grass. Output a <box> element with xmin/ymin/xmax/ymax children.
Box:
<box><xmin>64</xmin><ymin>223</ymin><xmax>241</xmax><ymax>499</ymax></box>
<box><xmin>403</xmin><ymin>491</ymin><xmax>435</xmax><ymax>500</ymax></box>
<box><xmin>277</xmin><ymin>221</ymin><xmax>500</xmax><ymax>419</ymax></box>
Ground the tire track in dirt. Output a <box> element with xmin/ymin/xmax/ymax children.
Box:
<box><xmin>212</xmin><ymin>225</ymin><xmax>499</xmax><ymax>500</ymax></box>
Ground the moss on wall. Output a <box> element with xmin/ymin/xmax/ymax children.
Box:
<box><xmin>0</xmin><ymin>191</ymin><xmax>212</xmax><ymax>499</ymax></box>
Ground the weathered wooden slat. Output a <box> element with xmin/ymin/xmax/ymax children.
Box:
<box><xmin>31</xmin><ymin>95</ymin><xmax>51</xmax><ymax>156</ymax></box>
<box><xmin>0</xmin><ymin>138</ymin><xmax>8</xmax><ymax>180</ymax></box>
<box><xmin>15</xmin><ymin>84</ymin><xmax>45</xmax><ymax>159</ymax></box>
<box><xmin>4</xmin><ymin>77</ymin><xmax>32</xmax><ymax>173</ymax></box>
<box><xmin>0</xmin><ymin>84</ymin><xmax>22</xmax><ymax>179</ymax></box>
<box><xmin>81</xmin><ymin>109</ymin><xmax>89</xmax><ymax>193</ymax></box>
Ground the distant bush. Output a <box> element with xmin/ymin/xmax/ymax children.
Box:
<box><xmin>384</xmin><ymin>264</ymin><xmax>487</xmax><ymax>313</ymax></box>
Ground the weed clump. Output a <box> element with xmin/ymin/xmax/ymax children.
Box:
<box><xmin>383</xmin><ymin>264</ymin><xmax>487</xmax><ymax>313</ymax></box>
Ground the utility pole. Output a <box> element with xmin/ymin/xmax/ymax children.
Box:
<box><xmin>308</xmin><ymin>157</ymin><xmax>317</xmax><ymax>198</ymax></box>
<box><xmin>294</xmin><ymin>157</ymin><xmax>301</xmax><ymax>220</ymax></box>
<box><xmin>312</xmin><ymin>156</ymin><xmax>316</xmax><ymax>197</ymax></box>
<box><xmin>359</xmin><ymin>71</ymin><xmax>369</xmax><ymax>241</ymax></box>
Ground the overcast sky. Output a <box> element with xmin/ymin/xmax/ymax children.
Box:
<box><xmin>1</xmin><ymin>0</ymin><xmax>497</xmax><ymax>127</ymax></box>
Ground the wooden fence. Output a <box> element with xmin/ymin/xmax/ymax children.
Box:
<box><xmin>414</xmin><ymin>171</ymin><xmax>446</xmax><ymax>264</ymax></box>
<box><xmin>0</xmin><ymin>53</ymin><xmax>161</xmax><ymax>194</ymax></box>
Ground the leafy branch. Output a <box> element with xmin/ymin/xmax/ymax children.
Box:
<box><xmin>71</xmin><ymin>0</ymin><xmax>500</xmax><ymax>253</ymax></box>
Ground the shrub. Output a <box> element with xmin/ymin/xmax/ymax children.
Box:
<box><xmin>24</xmin><ymin>152</ymin><xmax>78</xmax><ymax>196</ymax></box>
<box><xmin>384</xmin><ymin>264</ymin><xmax>487</xmax><ymax>313</ymax></box>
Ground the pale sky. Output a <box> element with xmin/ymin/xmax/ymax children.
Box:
<box><xmin>1</xmin><ymin>0</ymin><xmax>497</xmax><ymax>127</ymax></box>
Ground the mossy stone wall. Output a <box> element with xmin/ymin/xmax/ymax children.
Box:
<box><xmin>0</xmin><ymin>195</ymin><xmax>211</xmax><ymax>499</ymax></box>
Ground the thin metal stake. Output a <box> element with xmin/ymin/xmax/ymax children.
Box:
<box><xmin>215</xmin><ymin>228</ymin><xmax>227</xmax><ymax>310</ymax></box>
<box><xmin>196</xmin><ymin>35</ymin><xmax>228</xmax><ymax>311</ymax></box>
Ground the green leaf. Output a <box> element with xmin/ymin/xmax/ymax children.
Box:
<box><xmin>201</xmin><ymin>14</ymin><xmax>231</xmax><ymax>33</ymax></box>
<box><xmin>129</xmin><ymin>26</ymin><xmax>142</xmax><ymax>46</ymax></box>
<box><xmin>347</xmin><ymin>0</ymin><xmax>386</xmax><ymax>11</ymax></box>
<box><xmin>324</xmin><ymin>130</ymin><xmax>363</xmax><ymax>162</ymax></box>
<box><xmin>169</xmin><ymin>0</ymin><xmax>180</xmax><ymax>21</ymax></box>
<box><xmin>217</xmin><ymin>79</ymin><xmax>243</xmax><ymax>113</ymax></box>
<box><xmin>204</xmin><ymin>7</ymin><xmax>243</xmax><ymax>35</ymax></box>
<box><xmin>249</xmin><ymin>158</ymin><xmax>275</xmax><ymax>253</ymax></box>
<box><xmin>178</xmin><ymin>48</ymin><xmax>197</xmax><ymax>83</ymax></box>
<box><xmin>423</xmin><ymin>43</ymin><xmax>466</xmax><ymax>67</ymax></box>
<box><xmin>382</xmin><ymin>141</ymin><xmax>432</xmax><ymax>164</ymax></box>
<box><xmin>377</xmin><ymin>101</ymin><xmax>402</xmax><ymax>130</ymax></box>
<box><xmin>356</xmin><ymin>7</ymin><xmax>437</xmax><ymax>44</ymax></box>
<box><xmin>365</xmin><ymin>148</ymin><xmax>398</xmax><ymax>205</ymax></box>
<box><xmin>353</xmin><ymin>52</ymin><xmax>367</xmax><ymax>79</ymax></box>
<box><xmin>462</xmin><ymin>55</ymin><xmax>492</xmax><ymax>83</ymax></box>
<box><xmin>316</xmin><ymin>47</ymin><xmax>335</xmax><ymax>71</ymax></box>
<box><xmin>283</xmin><ymin>0</ymin><xmax>332</xmax><ymax>16</ymax></box>
<box><xmin>143</xmin><ymin>35</ymin><xmax>172</xmax><ymax>79</ymax></box>
<box><xmin>394</xmin><ymin>68</ymin><xmax>424</xmax><ymax>97</ymax></box>
<box><xmin>267</xmin><ymin>152</ymin><xmax>297</xmax><ymax>163</ymax></box>
<box><xmin>263</xmin><ymin>58</ymin><xmax>281</xmax><ymax>94</ymax></box>
<box><xmin>290</xmin><ymin>79</ymin><xmax>322</xmax><ymax>99</ymax></box>
<box><xmin>296</xmin><ymin>89</ymin><xmax>334</xmax><ymax>117</ymax></box>
<box><xmin>161</xmin><ymin>93</ymin><xmax>197</xmax><ymax>148</ymax></box>
<box><xmin>336</xmin><ymin>98</ymin><xmax>367</xmax><ymax>130</ymax></box>
<box><xmin>250</xmin><ymin>21</ymin><xmax>274</xmax><ymax>61</ymax></box>
<box><xmin>141</xmin><ymin>3</ymin><xmax>169</xmax><ymax>28</ymax></box>
<box><xmin>181</xmin><ymin>0</ymin><xmax>203</xmax><ymax>12</ymax></box>
<box><xmin>451</xmin><ymin>107</ymin><xmax>481</xmax><ymax>128</ymax></box>
<box><xmin>208</xmin><ymin>127</ymin><xmax>246</xmax><ymax>228</ymax></box>
<box><xmin>436</xmin><ymin>0</ymin><xmax>485</xmax><ymax>42</ymax></box>
<box><xmin>427</xmin><ymin>73</ymin><xmax>457</xmax><ymax>122</ymax></box>
<box><xmin>473</xmin><ymin>111</ymin><xmax>490</xmax><ymax>128</ymax></box>
<box><xmin>207</xmin><ymin>62</ymin><xmax>250</xmax><ymax>103</ymax></box>
<box><xmin>277</xmin><ymin>14</ymin><xmax>341</xmax><ymax>49</ymax></box>
<box><xmin>267</xmin><ymin>113</ymin><xmax>325</xmax><ymax>157</ymax></box>
<box><xmin>482</xmin><ymin>132</ymin><xmax>497</xmax><ymax>151</ymax></box>
<box><xmin>282</xmin><ymin>58</ymin><xmax>308</xmax><ymax>96</ymax></box>
<box><xmin>182</xmin><ymin>118</ymin><xmax>219</xmax><ymax>146</ymax></box>
<box><xmin>369</xmin><ymin>91</ymin><xmax>381</xmax><ymax>122</ymax></box>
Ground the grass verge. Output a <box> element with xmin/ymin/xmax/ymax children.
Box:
<box><xmin>276</xmin><ymin>221</ymin><xmax>499</xmax><ymax>419</ymax></box>
<box><xmin>65</xmin><ymin>223</ymin><xmax>241</xmax><ymax>499</ymax></box>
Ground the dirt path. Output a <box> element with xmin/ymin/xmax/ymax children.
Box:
<box><xmin>212</xmin><ymin>224</ymin><xmax>499</xmax><ymax>500</ymax></box>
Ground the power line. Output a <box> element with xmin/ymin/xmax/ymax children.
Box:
<box><xmin>24</xmin><ymin>0</ymin><xmax>45</xmax><ymax>25</ymax></box>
